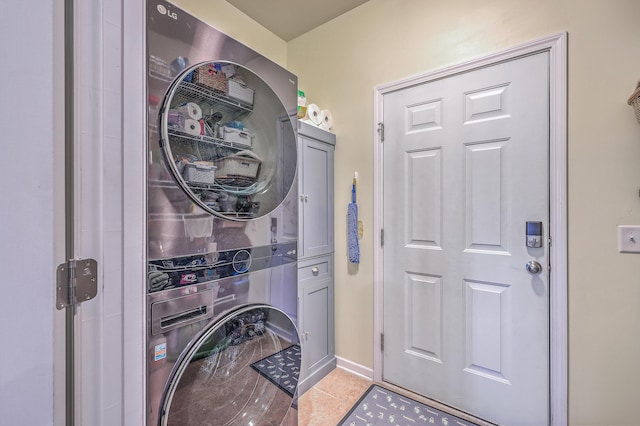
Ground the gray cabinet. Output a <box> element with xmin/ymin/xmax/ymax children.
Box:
<box><xmin>297</xmin><ymin>255</ymin><xmax>334</xmax><ymax>393</ymax></box>
<box><xmin>298</xmin><ymin>123</ymin><xmax>334</xmax><ymax>258</ymax></box>
<box><xmin>297</xmin><ymin>122</ymin><xmax>336</xmax><ymax>394</ymax></box>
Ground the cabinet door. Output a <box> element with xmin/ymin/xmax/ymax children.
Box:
<box><xmin>298</xmin><ymin>137</ymin><xmax>334</xmax><ymax>258</ymax></box>
<box><xmin>298</xmin><ymin>256</ymin><xmax>334</xmax><ymax>380</ymax></box>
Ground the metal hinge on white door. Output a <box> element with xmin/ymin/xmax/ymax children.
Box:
<box><xmin>378</xmin><ymin>122</ymin><xmax>384</xmax><ymax>142</ymax></box>
<box><xmin>381</xmin><ymin>333</ymin><xmax>384</xmax><ymax>351</ymax></box>
<box><xmin>56</xmin><ymin>258</ymin><xmax>98</xmax><ymax>309</ymax></box>
<box><xmin>381</xmin><ymin>229</ymin><xmax>384</xmax><ymax>246</ymax></box>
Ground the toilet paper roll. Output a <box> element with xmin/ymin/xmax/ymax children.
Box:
<box><xmin>184</xmin><ymin>119</ymin><xmax>203</xmax><ymax>136</ymax></box>
<box><xmin>320</xmin><ymin>109</ymin><xmax>333</xmax><ymax>130</ymax></box>
<box><xmin>178</xmin><ymin>102</ymin><xmax>202</xmax><ymax>120</ymax></box>
<box><xmin>306</xmin><ymin>103</ymin><xmax>323</xmax><ymax>125</ymax></box>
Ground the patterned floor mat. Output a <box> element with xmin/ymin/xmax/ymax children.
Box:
<box><xmin>250</xmin><ymin>344</ymin><xmax>301</xmax><ymax>397</ymax></box>
<box><xmin>338</xmin><ymin>384</ymin><xmax>480</xmax><ymax>426</ymax></box>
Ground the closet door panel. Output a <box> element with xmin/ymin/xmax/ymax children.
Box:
<box><xmin>300</xmin><ymin>137</ymin><xmax>334</xmax><ymax>258</ymax></box>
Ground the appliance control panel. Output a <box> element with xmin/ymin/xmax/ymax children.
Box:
<box><xmin>147</xmin><ymin>242</ymin><xmax>297</xmax><ymax>293</ymax></box>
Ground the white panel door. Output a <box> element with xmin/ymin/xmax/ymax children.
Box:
<box><xmin>383</xmin><ymin>52</ymin><xmax>550</xmax><ymax>425</ymax></box>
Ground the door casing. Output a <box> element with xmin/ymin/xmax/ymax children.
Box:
<box><xmin>373</xmin><ymin>32</ymin><xmax>568</xmax><ymax>425</ymax></box>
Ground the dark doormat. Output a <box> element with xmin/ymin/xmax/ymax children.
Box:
<box><xmin>338</xmin><ymin>384</ymin><xmax>480</xmax><ymax>426</ymax></box>
<box><xmin>250</xmin><ymin>344</ymin><xmax>301</xmax><ymax>397</ymax></box>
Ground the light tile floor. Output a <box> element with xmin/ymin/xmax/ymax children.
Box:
<box><xmin>298</xmin><ymin>368</ymin><xmax>371</xmax><ymax>426</ymax></box>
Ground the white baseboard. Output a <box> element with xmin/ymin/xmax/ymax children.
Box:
<box><xmin>335</xmin><ymin>356</ymin><xmax>374</xmax><ymax>381</ymax></box>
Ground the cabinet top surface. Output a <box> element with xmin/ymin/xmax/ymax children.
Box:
<box><xmin>298</xmin><ymin>121</ymin><xmax>336</xmax><ymax>146</ymax></box>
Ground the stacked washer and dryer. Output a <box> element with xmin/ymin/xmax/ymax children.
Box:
<box><xmin>146</xmin><ymin>2</ymin><xmax>301</xmax><ymax>424</ymax></box>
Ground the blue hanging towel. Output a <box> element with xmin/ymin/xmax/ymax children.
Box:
<box><xmin>347</xmin><ymin>183</ymin><xmax>360</xmax><ymax>263</ymax></box>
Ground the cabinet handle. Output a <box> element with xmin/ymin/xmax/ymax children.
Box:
<box><xmin>311</xmin><ymin>267</ymin><xmax>319</xmax><ymax>275</ymax></box>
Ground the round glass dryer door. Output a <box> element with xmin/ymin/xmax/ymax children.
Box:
<box><xmin>159</xmin><ymin>305</ymin><xmax>300</xmax><ymax>425</ymax></box>
<box><xmin>159</xmin><ymin>62</ymin><xmax>297</xmax><ymax>221</ymax></box>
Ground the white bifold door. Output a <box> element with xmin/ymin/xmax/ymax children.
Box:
<box><xmin>382</xmin><ymin>51</ymin><xmax>550</xmax><ymax>425</ymax></box>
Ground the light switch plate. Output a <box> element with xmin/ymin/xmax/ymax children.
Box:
<box><xmin>618</xmin><ymin>225</ymin><xmax>640</xmax><ymax>253</ymax></box>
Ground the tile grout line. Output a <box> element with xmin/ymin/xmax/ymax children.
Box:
<box><xmin>312</xmin><ymin>385</ymin><xmax>341</xmax><ymax>399</ymax></box>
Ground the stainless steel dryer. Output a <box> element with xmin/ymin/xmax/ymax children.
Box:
<box><xmin>146</xmin><ymin>2</ymin><xmax>299</xmax><ymax>424</ymax></box>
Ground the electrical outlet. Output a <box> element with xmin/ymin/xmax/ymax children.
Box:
<box><xmin>618</xmin><ymin>225</ymin><xmax>640</xmax><ymax>253</ymax></box>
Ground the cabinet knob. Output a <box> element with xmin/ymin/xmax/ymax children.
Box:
<box><xmin>311</xmin><ymin>267</ymin><xmax>319</xmax><ymax>275</ymax></box>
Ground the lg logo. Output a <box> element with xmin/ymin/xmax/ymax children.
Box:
<box><xmin>157</xmin><ymin>4</ymin><xmax>177</xmax><ymax>20</ymax></box>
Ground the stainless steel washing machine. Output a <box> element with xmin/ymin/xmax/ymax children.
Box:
<box><xmin>146</xmin><ymin>1</ymin><xmax>299</xmax><ymax>424</ymax></box>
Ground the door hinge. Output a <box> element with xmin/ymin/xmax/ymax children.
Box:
<box><xmin>380</xmin><ymin>229</ymin><xmax>384</xmax><ymax>246</ymax></box>
<box><xmin>378</xmin><ymin>122</ymin><xmax>384</xmax><ymax>142</ymax></box>
<box><xmin>380</xmin><ymin>333</ymin><xmax>384</xmax><ymax>351</ymax></box>
<box><xmin>56</xmin><ymin>258</ymin><xmax>98</xmax><ymax>310</ymax></box>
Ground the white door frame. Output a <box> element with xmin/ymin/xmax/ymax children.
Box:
<box><xmin>373</xmin><ymin>32</ymin><xmax>568</xmax><ymax>425</ymax></box>
<box><xmin>72</xmin><ymin>0</ymin><xmax>147</xmax><ymax>423</ymax></box>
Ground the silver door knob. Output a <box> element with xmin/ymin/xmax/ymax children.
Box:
<box><xmin>526</xmin><ymin>260</ymin><xmax>542</xmax><ymax>274</ymax></box>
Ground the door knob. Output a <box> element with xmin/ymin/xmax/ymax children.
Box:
<box><xmin>525</xmin><ymin>260</ymin><xmax>542</xmax><ymax>274</ymax></box>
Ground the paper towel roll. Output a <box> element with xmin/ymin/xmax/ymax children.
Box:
<box><xmin>320</xmin><ymin>109</ymin><xmax>333</xmax><ymax>130</ymax></box>
<box><xmin>178</xmin><ymin>102</ymin><xmax>202</xmax><ymax>120</ymax></box>
<box><xmin>306</xmin><ymin>103</ymin><xmax>323</xmax><ymax>125</ymax></box>
<box><xmin>184</xmin><ymin>119</ymin><xmax>202</xmax><ymax>136</ymax></box>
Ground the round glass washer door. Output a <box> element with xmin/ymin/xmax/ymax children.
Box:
<box><xmin>159</xmin><ymin>62</ymin><xmax>297</xmax><ymax>221</ymax></box>
<box><xmin>158</xmin><ymin>305</ymin><xmax>301</xmax><ymax>425</ymax></box>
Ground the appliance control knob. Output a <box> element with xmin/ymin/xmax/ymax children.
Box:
<box><xmin>232</xmin><ymin>249</ymin><xmax>252</xmax><ymax>273</ymax></box>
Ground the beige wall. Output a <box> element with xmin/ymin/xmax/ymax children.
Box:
<box><xmin>171</xmin><ymin>0</ymin><xmax>288</xmax><ymax>67</ymax></box>
<box><xmin>287</xmin><ymin>0</ymin><xmax>640</xmax><ymax>424</ymax></box>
